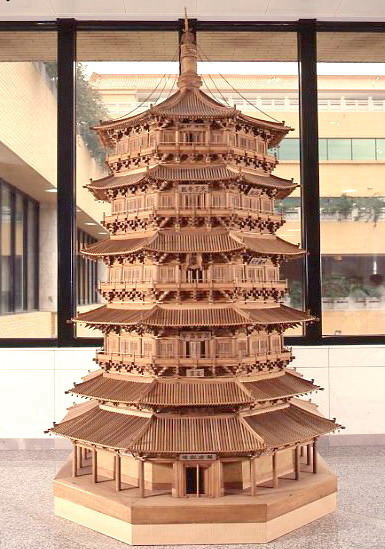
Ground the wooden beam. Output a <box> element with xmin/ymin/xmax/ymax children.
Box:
<box><xmin>307</xmin><ymin>443</ymin><xmax>312</xmax><ymax>466</ymax></box>
<box><xmin>294</xmin><ymin>446</ymin><xmax>300</xmax><ymax>480</ymax></box>
<box><xmin>72</xmin><ymin>443</ymin><xmax>77</xmax><ymax>478</ymax></box>
<box><xmin>139</xmin><ymin>459</ymin><xmax>145</xmax><ymax>497</ymax></box>
<box><xmin>313</xmin><ymin>440</ymin><xmax>318</xmax><ymax>474</ymax></box>
<box><xmin>250</xmin><ymin>458</ymin><xmax>256</xmax><ymax>496</ymax></box>
<box><xmin>92</xmin><ymin>448</ymin><xmax>98</xmax><ymax>483</ymax></box>
<box><xmin>115</xmin><ymin>454</ymin><xmax>121</xmax><ymax>492</ymax></box>
<box><xmin>272</xmin><ymin>451</ymin><xmax>278</xmax><ymax>488</ymax></box>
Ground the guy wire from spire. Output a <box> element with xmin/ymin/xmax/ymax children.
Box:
<box><xmin>107</xmin><ymin>45</ymin><xmax>180</xmax><ymax>121</ymax></box>
<box><xmin>196</xmin><ymin>43</ymin><xmax>283</xmax><ymax>124</ymax></box>
<box><xmin>198</xmin><ymin>51</ymin><xmax>232</xmax><ymax>107</ymax></box>
<box><xmin>200</xmin><ymin>74</ymin><xmax>229</xmax><ymax>107</ymax></box>
<box><xmin>164</xmin><ymin>73</ymin><xmax>179</xmax><ymax>101</ymax></box>
<box><xmin>153</xmin><ymin>71</ymin><xmax>177</xmax><ymax>106</ymax></box>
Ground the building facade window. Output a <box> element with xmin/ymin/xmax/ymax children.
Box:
<box><xmin>76</xmin><ymin>229</ymin><xmax>98</xmax><ymax>306</ymax></box>
<box><xmin>272</xmin><ymin>138</ymin><xmax>385</xmax><ymax>161</ymax></box>
<box><xmin>0</xmin><ymin>180</ymin><xmax>39</xmax><ymax>315</ymax></box>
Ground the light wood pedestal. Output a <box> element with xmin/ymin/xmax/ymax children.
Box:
<box><xmin>53</xmin><ymin>454</ymin><xmax>337</xmax><ymax>545</ymax></box>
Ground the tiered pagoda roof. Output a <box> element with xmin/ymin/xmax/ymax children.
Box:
<box><xmin>74</xmin><ymin>303</ymin><xmax>312</xmax><ymax>328</ymax></box>
<box><xmin>81</xmin><ymin>231</ymin><xmax>304</xmax><ymax>258</ymax></box>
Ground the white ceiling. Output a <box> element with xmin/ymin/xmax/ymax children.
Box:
<box><xmin>0</xmin><ymin>0</ymin><xmax>385</xmax><ymax>21</ymax></box>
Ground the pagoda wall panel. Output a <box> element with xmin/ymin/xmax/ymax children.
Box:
<box><xmin>240</xmin><ymin>448</ymin><xmax>296</xmax><ymax>488</ymax></box>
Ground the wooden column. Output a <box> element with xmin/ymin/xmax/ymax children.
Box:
<box><xmin>313</xmin><ymin>440</ymin><xmax>318</xmax><ymax>474</ymax></box>
<box><xmin>294</xmin><ymin>446</ymin><xmax>300</xmax><ymax>480</ymax></box>
<box><xmin>250</xmin><ymin>457</ymin><xmax>256</xmax><ymax>496</ymax></box>
<box><xmin>115</xmin><ymin>454</ymin><xmax>121</xmax><ymax>492</ymax></box>
<box><xmin>72</xmin><ymin>443</ymin><xmax>77</xmax><ymax>478</ymax></box>
<box><xmin>272</xmin><ymin>451</ymin><xmax>279</xmax><ymax>488</ymax></box>
<box><xmin>139</xmin><ymin>459</ymin><xmax>145</xmax><ymax>497</ymax></box>
<box><xmin>307</xmin><ymin>443</ymin><xmax>312</xmax><ymax>466</ymax></box>
<box><xmin>92</xmin><ymin>448</ymin><xmax>98</xmax><ymax>483</ymax></box>
<box><xmin>78</xmin><ymin>446</ymin><xmax>83</xmax><ymax>469</ymax></box>
<box><xmin>300</xmin><ymin>445</ymin><xmax>304</xmax><ymax>457</ymax></box>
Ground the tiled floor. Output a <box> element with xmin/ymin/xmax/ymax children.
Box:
<box><xmin>0</xmin><ymin>446</ymin><xmax>384</xmax><ymax>549</ymax></box>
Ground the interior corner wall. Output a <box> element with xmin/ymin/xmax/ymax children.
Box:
<box><xmin>0</xmin><ymin>345</ymin><xmax>384</xmax><ymax>446</ymax></box>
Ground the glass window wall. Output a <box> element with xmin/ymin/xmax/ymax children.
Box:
<box><xmin>317</xmin><ymin>32</ymin><xmax>385</xmax><ymax>335</ymax></box>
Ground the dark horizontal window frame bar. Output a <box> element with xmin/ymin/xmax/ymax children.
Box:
<box><xmin>287</xmin><ymin>335</ymin><xmax>385</xmax><ymax>346</ymax></box>
<box><xmin>2</xmin><ymin>20</ymin><xmax>385</xmax><ymax>32</ymax></box>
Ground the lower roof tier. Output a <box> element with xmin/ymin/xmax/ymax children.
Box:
<box><xmin>49</xmin><ymin>401</ymin><xmax>339</xmax><ymax>456</ymax></box>
<box><xmin>74</xmin><ymin>303</ymin><xmax>313</xmax><ymax>328</ymax></box>
<box><xmin>68</xmin><ymin>370</ymin><xmax>319</xmax><ymax>407</ymax></box>
<box><xmin>81</xmin><ymin>231</ymin><xmax>304</xmax><ymax>259</ymax></box>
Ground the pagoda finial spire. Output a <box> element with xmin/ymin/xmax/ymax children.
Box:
<box><xmin>177</xmin><ymin>9</ymin><xmax>202</xmax><ymax>92</ymax></box>
<box><xmin>184</xmin><ymin>7</ymin><xmax>189</xmax><ymax>36</ymax></box>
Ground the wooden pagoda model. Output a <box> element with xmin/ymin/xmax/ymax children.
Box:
<box><xmin>49</xmin><ymin>19</ymin><xmax>341</xmax><ymax>545</ymax></box>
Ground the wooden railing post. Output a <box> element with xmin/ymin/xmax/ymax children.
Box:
<box><xmin>72</xmin><ymin>442</ymin><xmax>77</xmax><ymax>478</ymax></box>
<box><xmin>115</xmin><ymin>454</ymin><xmax>121</xmax><ymax>491</ymax></box>
<box><xmin>92</xmin><ymin>447</ymin><xmax>98</xmax><ymax>483</ymax></box>
<box><xmin>272</xmin><ymin>451</ymin><xmax>279</xmax><ymax>488</ymax></box>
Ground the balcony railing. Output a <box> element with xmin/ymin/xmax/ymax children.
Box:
<box><xmin>97</xmin><ymin>348</ymin><xmax>291</xmax><ymax>364</ymax></box>
<box><xmin>109</xmin><ymin>192</ymin><xmax>277</xmax><ymax>218</ymax></box>
<box><xmin>100</xmin><ymin>278</ymin><xmax>287</xmax><ymax>290</ymax></box>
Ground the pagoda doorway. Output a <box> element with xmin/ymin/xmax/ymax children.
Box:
<box><xmin>185</xmin><ymin>465</ymin><xmax>207</xmax><ymax>496</ymax></box>
<box><xmin>186</xmin><ymin>339</ymin><xmax>206</xmax><ymax>358</ymax></box>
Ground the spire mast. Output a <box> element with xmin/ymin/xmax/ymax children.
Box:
<box><xmin>177</xmin><ymin>9</ymin><xmax>202</xmax><ymax>92</ymax></box>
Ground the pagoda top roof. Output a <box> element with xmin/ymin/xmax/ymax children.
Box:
<box><xmin>73</xmin><ymin>303</ymin><xmax>313</xmax><ymax>328</ymax></box>
<box><xmin>81</xmin><ymin>230</ymin><xmax>304</xmax><ymax>258</ymax></box>
<box><xmin>93</xmin><ymin>87</ymin><xmax>290</xmax><ymax>135</ymax></box>
<box><xmin>92</xmin><ymin>20</ymin><xmax>291</xmax><ymax>147</ymax></box>
<box><xmin>87</xmin><ymin>164</ymin><xmax>297</xmax><ymax>200</ymax></box>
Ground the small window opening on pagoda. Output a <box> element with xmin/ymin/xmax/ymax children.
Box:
<box><xmin>187</xmin><ymin>267</ymin><xmax>203</xmax><ymax>282</ymax></box>
<box><xmin>185</xmin><ymin>339</ymin><xmax>206</xmax><ymax>358</ymax></box>
<box><xmin>181</xmin><ymin>131</ymin><xmax>205</xmax><ymax>145</ymax></box>
<box><xmin>185</xmin><ymin>466</ymin><xmax>206</xmax><ymax>496</ymax></box>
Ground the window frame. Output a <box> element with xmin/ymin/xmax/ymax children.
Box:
<box><xmin>0</xmin><ymin>18</ymin><xmax>384</xmax><ymax>346</ymax></box>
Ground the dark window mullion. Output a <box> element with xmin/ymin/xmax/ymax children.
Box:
<box><xmin>34</xmin><ymin>202</ymin><xmax>39</xmax><ymax>310</ymax></box>
<box><xmin>23</xmin><ymin>198</ymin><xmax>28</xmax><ymax>311</ymax></box>
<box><xmin>298</xmin><ymin>20</ymin><xmax>322</xmax><ymax>342</ymax></box>
<box><xmin>9</xmin><ymin>190</ymin><xmax>16</xmax><ymax>312</ymax></box>
<box><xmin>57</xmin><ymin>18</ymin><xmax>76</xmax><ymax>345</ymax></box>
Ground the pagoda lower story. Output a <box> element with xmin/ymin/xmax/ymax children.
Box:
<box><xmin>53</xmin><ymin>419</ymin><xmax>337</xmax><ymax>544</ymax></box>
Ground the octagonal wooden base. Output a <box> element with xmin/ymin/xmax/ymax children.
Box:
<box><xmin>53</xmin><ymin>454</ymin><xmax>337</xmax><ymax>545</ymax></box>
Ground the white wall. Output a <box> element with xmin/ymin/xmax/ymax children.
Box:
<box><xmin>0</xmin><ymin>345</ymin><xmax>384</xmax><ymax>445</ymax></box>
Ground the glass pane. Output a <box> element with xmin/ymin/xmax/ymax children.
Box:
<box><xmin>319</xmin><ymin>138</ymin><xmax>327</xmax><ymax>160</ymax></box>
<box><xmin>318</xmin><ymin>32</ymin><xmax>385</xmax><ymax>335</ymax></box>
<box><xmin>376</xmin><ymin>138</ymin><xmax>385</xmax><ymax>160</ymax></box>
<box><xmin>352</xmin><ymin>139</ymin><xmax>376</xmax><ymax>160</ymax></box>
<box><xmin>27</xmin><ymin>201</ymin><xmax>38</xmax><ymax>310</ymax></box>
<box><xmin>0</xmin><ymin>31</ymin><xmax>57</xmax><ymax>338</ymax></box>
<box><xmin>1</xmin><ymin>185</ymin><xmax>11</xmax><ymax>313</ymax></box>
<box><xmin>327</xmin><ymin>139</ymin><xmax>352</xmax><ymax>160</ymax></box>
<box><xmin>276</xmin><ymin>138</ymin><xmax>300</xmax><ymax>160</ymax></box>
